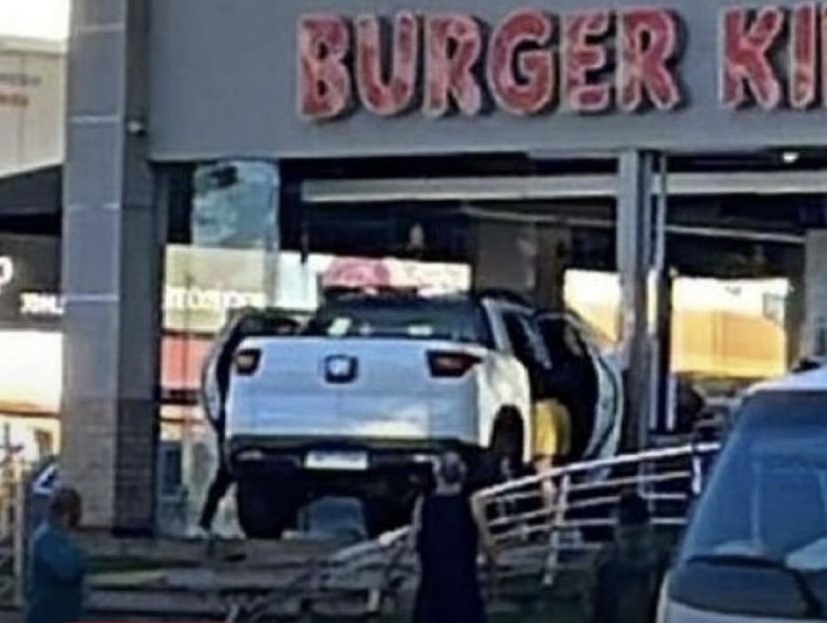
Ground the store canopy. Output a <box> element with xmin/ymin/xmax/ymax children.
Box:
<box><xmin>0</xmin><ymin>165</ymin><xmax>61</xmax><ymax>217</ymax></box>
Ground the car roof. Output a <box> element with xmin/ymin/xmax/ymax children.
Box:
<box><xmin>320</xmin><ymin>290</ymin><xmax>530</xmax><ymax>308</ymax></box>
<box><xmin>320</xmin><ymin>293</ymin><xmax>475</xmax><ymax>308</ymax></box>
<box><xmin>748</xmin><ymin>365</ymin><xmax>827</xmax><ymax>395</ymax></box>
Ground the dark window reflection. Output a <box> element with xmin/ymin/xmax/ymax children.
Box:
<box><xmin>192</xmin><ymin>161</ymin><xmax>278</xmax><ymax>250</ymax></box>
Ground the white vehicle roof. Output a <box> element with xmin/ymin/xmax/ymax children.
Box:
<box><xmin>748</xmin><ymin>365</ymin><xmax>827</xmax><ymax>395</ymax></box>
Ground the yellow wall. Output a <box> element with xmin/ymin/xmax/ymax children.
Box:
<box><xmin>571</xmin><ymin>302</ymin><xmax>787</xmax><ymax>380</ymax></box>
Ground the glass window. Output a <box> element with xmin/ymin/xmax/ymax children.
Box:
<box><xmin>671</xmin><ymin>390</ymin><xmax>827</xmax><ymax>617</ymax></box>
<box><xmin>680</xmin><ymin>391</ymin><xmax>827</xmax><ymax>560</ymax></box>
<box><xmin>159</xmin><ymin>161</ymin><xmax>280</xmax><ymax>538</ymax></box>
<box><xmin>503</xmin><ymin>312</ymin><xmax>548</xmax><ymax>368</ymax></box>
<box><xmin>307</xmin><ymin>297</ymin><xmax>492</xmax><ymax>345</ymax></box>
<box><xmin>192</xmin><ymin>161</ymin><xmax>279</xmax><ymax>250</ymax></box>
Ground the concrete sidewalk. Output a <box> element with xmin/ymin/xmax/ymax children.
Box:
<box><xmin>1</xmin><ymin>608</ymin><xmax>21</xmax><ymax>623</ymax></box>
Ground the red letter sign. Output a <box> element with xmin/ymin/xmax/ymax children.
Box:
<box><xmin>563</xmin><ymin>11</ymin><xmax>613</xmax><ymax>113</ymax></box>
<box><xmin>355</xmin><ymin>13</ymin><xmax>420</xmax><ymax>116</ymax></box>
<box><xmin>299</xmin><ymin>15</ymin><xmax>353</xmax><ymax>120</ymax></box>
<box><xmin>423</xmin><ymin>13</ymin><xmax>484</xmax><ymax>117</ymax></box>
<box><xmin>619</xmin><ymin>9</ymin><xmax>682</xmax><ymax>111</ymax></box>
<box><xmin>488</xmin><ymin>9</ymin><xmax>556</xmax><ymax>116</ymax></box>
<box><xmin>791</xmin><ymin>4</ymin><xmax>817</xmax><ymax>109</ymax></box>
<box><xmin>721</xmin><ymin>7</ymin><xmax>784</xmax><ymax>110</ymax></box>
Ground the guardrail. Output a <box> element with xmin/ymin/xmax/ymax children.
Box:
<box><xmin>475</xmin><ymin>441</ymin><xmax>720</xmax><ymax>586</ymax></box>
<box><xmin>226</xmin><ymin>441</ymin><xmax>721</xmax><ymax>622</ymax></box>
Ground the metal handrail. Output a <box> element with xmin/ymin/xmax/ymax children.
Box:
<box><xmin>479</xmin><ymin>442</ymin><xmax>720</xmax><ymax>499</ymax></box>
<box><xmin>475</xmin><ymin>441</ymin><xmax>720</xmax><ymax>587</ymax></box>
<box><xmin>226</xmin><ymin>441</ymin><xmax>721</xmax><ymax>622</ymax></box>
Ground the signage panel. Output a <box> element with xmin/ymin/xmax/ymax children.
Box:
<box><xmin>151</xmin><ymin>0</ymin><xmax>827</xmax><ymax>158</ymax></box>
<box><xmin>0</xmin><ymin>234</ymin><xmax>60</xmax><ymax>330</ymax></box>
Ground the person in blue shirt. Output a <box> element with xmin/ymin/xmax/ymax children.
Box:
<box><xmin>25</xmin><ymin>486</ymin><xmax>88</xmax><ymax>623</ymax></box>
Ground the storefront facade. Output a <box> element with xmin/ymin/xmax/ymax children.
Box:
<box><xmin>62</xmin><ymin>0</ymin><xmax>827</xmax><ymax>532</ymax></box>
<box><xmin>0</xmin><ymin>36</ymin><xmax>65</xmax><ymax>176</ymax></box>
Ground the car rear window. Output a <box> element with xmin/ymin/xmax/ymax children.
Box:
<box><xmin>305</xmin><ymin>298</ymin><xmax>493</xmax><ymax>346</ymax></box>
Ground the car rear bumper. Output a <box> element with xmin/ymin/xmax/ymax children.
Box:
<box><xmin>225</xmin><ymin>435</ymin><xmax>483</xmax><ymax>480</ymax></box>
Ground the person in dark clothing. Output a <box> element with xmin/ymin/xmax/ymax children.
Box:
<box><xmin>198</xmin><ymin>323</ymin><xmax>245</xmax><ymax>532</ymax></box>
<box><xmin>590</xmin><ymin>492</ymin><xmax>668</xmax><ymax>623</ymax></box>
<box><xmin>25</xmin><ymin>487</ymin><xmax>88</xmax><ymax>623</ymax></box>
<box><xmin>197</xmin><ymin>309</ymin><xmax>299</xmax><ymax>535</ymax></box>
<box><xmin>411</xmin><ymin>451</ymin><xmax>496</xmax><ymax>623</ymax></box>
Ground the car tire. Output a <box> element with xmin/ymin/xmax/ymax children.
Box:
<box><xmin>235</xmin><ymin>477</ymin><xmax>290</xmax><ymax>539</ymax></box>
<box><xmin>490</xmin><ymin>406</ymin><xmax>526</xmax><ymax>474</ymax></box>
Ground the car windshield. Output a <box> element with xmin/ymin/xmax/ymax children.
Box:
<box><xmin>305</xmin><ymin>298</ymin><xmax>492</xmax><ymax>345</ymax></box>
<box><xmin>671</xmin><ymin>390</ymin><xmax>827</xmax><ymax>618</ymax></box>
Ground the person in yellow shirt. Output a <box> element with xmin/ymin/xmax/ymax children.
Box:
<box><xmin>531</xmin><ymin>397</ymin><xmax>573</xmax><ymax>508</ymax></box>
<box><xmin>533</xmin><ymin>397</ymin><xmax>572</xmax><ymax>469</ymax></box>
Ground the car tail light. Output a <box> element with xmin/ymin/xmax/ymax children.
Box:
<box><xmin>234</xmin><ymin>348</ymin><xmax>262</xmax><ymax>375</ymax></box>
<box><xmin>427</xmin><ymin>351</ymin><xmax>482</xmax><ymax>378</ymax></box>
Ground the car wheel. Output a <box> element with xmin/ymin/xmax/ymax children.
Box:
<box><xmin>235</xmin><ymin>477</ymin><xmax>291</xmax><ymax>539</ymax></box>
<box><xmin>490</xmin><ymin>407</ymin><xmax>526</xmax><ymax>475</ymax></box>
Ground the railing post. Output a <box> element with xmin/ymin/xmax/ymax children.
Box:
<box><xmin>543</xmin><ymin>472</ymin><xmax>571</xmax><ymax>587</ymax></box>
<box><xmin>13</xmin><ymin>459</ymin><xmax>25</xmax><ymax>607</ymax></box>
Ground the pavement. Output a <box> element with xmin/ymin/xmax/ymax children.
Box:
<box><xmin>1</xmin><ymin>608</ymin><xmax>21</xmax><ymax>623</ymax></box>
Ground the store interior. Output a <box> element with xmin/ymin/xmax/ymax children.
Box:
<box><xmin>1</xmin><ymin>151</ymin><xmax>825</xmax><ymax>535</ymax></box>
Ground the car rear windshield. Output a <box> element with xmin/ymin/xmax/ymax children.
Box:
<box><xmin>670</xmin><ymin>390</ymin><xmax>827</xmax><ymax>618</ymax></box>
<box><xmin>305</xmin><ymin>298</ymin><xmax>493</xmax><ymax>346</ymax></box>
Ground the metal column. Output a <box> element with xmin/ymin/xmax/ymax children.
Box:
<box><xmin>651</xmin><ymin>155</ymin><xmax>674</xmax><ymax>434</ymax></box>
<box><xmin>616</xmin><ymin>151</ymin><xmax>658</xmax><ymax>451</ymax></box>
<box><xmin>803</xmin><ymin>230</ymin><xmax>827</xmax><ymax>360</ymax></box>
<box><xmin>61</xmin><ymin>0</ymin><xmax>161</xmax><ymax>534</ymax></box>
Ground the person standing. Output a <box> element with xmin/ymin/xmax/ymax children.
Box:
<box><xmin>411</xmin><ymin>451</ymin><xmax>496</xmax><ymax>623</ymax></box>
<box><xmin>196</xmin><ymin>311</ymin><xmax>250</xmax><ymax>535</ymax></box>
<box><xmin>25</xmin><ymin>487</ymin><xmax>88</xmax><ymax>623</ymax></box>
<box><xmin>197</xmin><ymin>309</ymin><xmax>299</xmax><ymax>535</ymax></box>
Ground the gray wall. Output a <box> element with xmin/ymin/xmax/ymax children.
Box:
<box><xmin>151</xmin><ymin>0</ymin><xmax>827</xmax><ymax>160</ymax></box>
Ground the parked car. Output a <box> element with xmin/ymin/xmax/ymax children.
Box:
<box><xmin>660</xmin><ymin>364</ymin><xmax>827</xmax><ymax>623</ymax></box>
<box><xmin>213</xmin><ymin>291</ymin><xmax>624</xmax><ymax>538</ymax></box>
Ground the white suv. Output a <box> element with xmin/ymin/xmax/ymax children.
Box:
<box><xmin>216</xmin><ymin>292</ymin><xmax>621</xmax><ymax>538</ymax></box>
<box><xmin>223</xmin><ymin>293</ymin><xmax>543</xmax><ymax>537</ymax></box>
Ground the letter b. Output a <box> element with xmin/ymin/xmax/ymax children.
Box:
<box><xmin>299</xmin><ymin>15</ymin><xmax>353</xmax><ymax>120</ymax></box>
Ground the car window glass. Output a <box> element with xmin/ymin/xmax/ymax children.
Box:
<box><xmin>671</xmin><ymin>391</ymin><xmax>827</xmax><ymax>617</ymax></box>
<box><xmin>540</xmin><ymin>317</ymin><xmax>588</xmax><ymax>361</ymax></box>
<box><xmin>563</xmin><ymin>323</ymin><xmax>587</xmax><ymax>358</ymax></box>
<box><xmin>503</xmin><ymin>312</ymin><xmax>548</xmax><ymax>368</ymax></box>
<box><xmin>681</xmin><ymin>393</ymin><xmax>827</xmax><ymax>561</ymax></box>
<box><xmin>307</xmin><ymin>299</ymin><xmax>490</xmax><ymax>344</ymax></box>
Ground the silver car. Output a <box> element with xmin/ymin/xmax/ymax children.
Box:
<box><xmin>661</xmin><ymin>366</ymin><xmax>827</xmax><ymax>622</ymax></box>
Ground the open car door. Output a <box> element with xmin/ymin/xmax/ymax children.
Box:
<box><xmin>535</xmin><ymin>312</ymin><xmax>624</xmax><ymax>463</ymax></box>
<box><xmin>200</xmin><ymin>308</ymin><xmax>301</xmax><ymax>429</ymax></box>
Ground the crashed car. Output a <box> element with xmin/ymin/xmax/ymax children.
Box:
<box><xmin>203</xmin><ymin>292</ymin><xmax>624</xmax><ymax>539</ymax></box>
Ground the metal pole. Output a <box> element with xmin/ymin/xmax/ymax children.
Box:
<box><xmin>0</xmin><ymin>424</ymin><xmax>9</xmax><ymax>537</ymax></box>
<box><xmin>12</xmin><ymin>457</ymin><xmax>24</xmax><ymax>607</ymax></box>
<box><xmin>652</xmin><ymin>154</ymin><xmax>674</xmax><ymax>434</ymax></box>
<box><xmin>617</xmin><ymin>150</ymin><xmax>655</xmax><ymax>451</ymax></box>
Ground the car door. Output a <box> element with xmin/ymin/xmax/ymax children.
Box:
<box><xmin>478</xmin><ymin>301</ymin><xmax>534</xmax><ymax>459</ymax></box>
<box><xmin>501</xmin><ymin>309</ymin><xmax>552</xmax><ymax>401</ymax></box>
<box><xmin>536</xmin><ymin>312</ymin><xmax>624</xmax><ymax>462</ymax></box>
<box><xmin>500</xmin><ymin>306</ymin><xmax>561</xmax><ymax>462</ymax></box>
